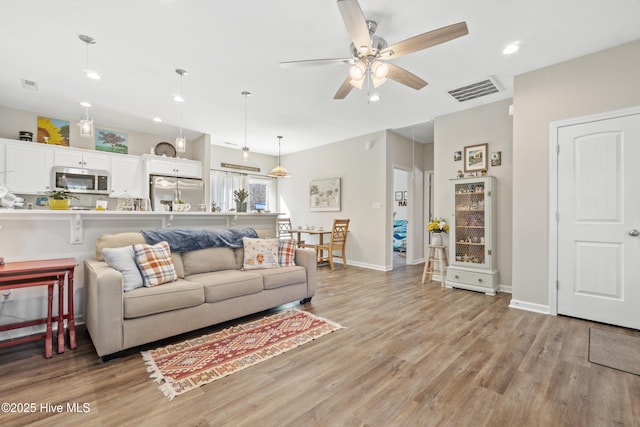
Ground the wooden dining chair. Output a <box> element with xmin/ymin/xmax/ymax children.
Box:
<box><xmin>276</xmin><ymin>217</ymin><xmax>293</xmax><ymax>239</ymax></box>
<box><xmin>316</xmin><ymin>219</ymin><xmax>350</xmax><ymax>271</ymax></box>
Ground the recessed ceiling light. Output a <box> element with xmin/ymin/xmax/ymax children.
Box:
<box><xmin>369</xmin><ymin>93</ymin><xmax>381</xmax><ymax>102</ymax></box>
<box><xmin>79</xmin><ymin>101</ymin><xmax>92</xmax><ymax>108</ymax></box>
<box><xmin>173</xmin><ymin>94</ymin><xmax>184</xmax><ymax>103</ymax></box>
<box><xmin>502</xmin><ymin>43</ymin><xmax>520</xmax><ymax>55</ymax></box>
<box><xmin>152</xmin><ymin>117</ymin><xmax>162</xmax><ymax>123</ymax></box>
<box><xmin>85</xmin><ymin>70</ymin><xmax>101</xmax><ymax>80</ymax></box>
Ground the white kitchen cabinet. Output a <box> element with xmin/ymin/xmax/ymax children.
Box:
<box><xmin>445</xmin><ymin>176</ymin><xmax>499</xmax><ymax>295</ymax></box>
<box><xmin>4</xmin><ymin>141</ymin><xmax>55</xmax><ymax>194</ymax></box>
<box><xmin>54</xmin><ymin>148</ymin><xmax>111</xmax><ymax>170</ymax></box>
<box><xmin>143</xmin><ymin>155</ymin><xmax>201</xmax><ymax>178</ymax></box>
<box><xmin>110</xmin><ymin>155</ymin><xmax>144</xmax><ymax>198</ymax></box>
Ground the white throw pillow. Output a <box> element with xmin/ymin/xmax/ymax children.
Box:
<box><xmin>242</xmin><ymin>237</ymin><xmax>279</xmax><ymax>270</ymax></box>
<box><xmin>102</xmin><ymin>246</ymin><xmax>144</xmax><ymax>292</ymax></box>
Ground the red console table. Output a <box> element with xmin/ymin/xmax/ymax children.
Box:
<box><xmin>0</xmin><ymin>258</ymin><xmax>76</xmax><ymax>358</ymax></box>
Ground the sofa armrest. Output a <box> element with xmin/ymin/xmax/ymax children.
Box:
<box><xmin>294</xmin><ymin>248</ymin><xmax>317</xmax><ymax>298</ymax></box>
<box><xmin>84</xmin><ymin>259</ymin><xmax>125</xmax><ymax>357</ymax></box>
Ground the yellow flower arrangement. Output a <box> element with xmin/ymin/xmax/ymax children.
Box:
<box><xmin>427</xmin><ymin>217</ymin><xmax>449</xmax><ymax>233</ymax></box>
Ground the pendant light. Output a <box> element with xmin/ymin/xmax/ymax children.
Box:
<box><xmin>268</xmin><ymin>136</ymin><xmax>291</xmax><ymax>178</ymax></box>
<box><xmin>174</xmin><ymin>68</ymin><xmax>188</xmax><ymax>153</ymax></box>
<box><xmin>78</xmin><ymin>35</ymin><xmax>98</xmax><ymax>138</ymax></box>
<box><xmin>241</xmin><ymin>91</ymin><xmax>250</xmax><ymax>161</ymax></box>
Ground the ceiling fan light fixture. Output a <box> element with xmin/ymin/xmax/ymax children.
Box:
<box><xmin>371</xmin><ymin>75</ymin><xmax>387</xmax><ymax>88</ymax></box>
<box><xmin>349</xmin><ymin>62</ymin><xmax>366</xmax><ymax>81</ymax></box>
<box><xmin>349</xmin><ymin>78</ymin><xmax>364</xmax><ymax>89</ymax></box>
<box><xmin>371</xmin><ymin>61</ymin><xmax>389</xmax><ymax>79</ymax></box>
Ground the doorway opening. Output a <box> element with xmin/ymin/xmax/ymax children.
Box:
<box><xmin>393</xmin><ymin>168</ymin><xmax>409</xmax><ymax>268</ymax></box>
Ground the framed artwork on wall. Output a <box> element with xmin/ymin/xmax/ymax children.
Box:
<box><xmin>309</xmin><ymin>178</ymin><xmax>341</xmax><ymax>211</ymax></box>
<box><xmin>463</xmin><ymin>143</ymin><xmax>488</xmax><ymax>172</ymax></box>
<box><xmin>96</xmin><ymin>129</ymin><xmax>128</xmax><ymax>154</ymax></box>
<box><xmin>491</xmin><ymin>151</ymin><xmax>502</xmax><ymax>166</ymax></box>
<box><xmin>453</xmin><ymin>151</ymin><xmax>462</xmax><ymax>161</ymax></box>
<box><xmin>37</xmin><ymin>116</ymin><xmax>70</xmax><ymax>146</ymax></box>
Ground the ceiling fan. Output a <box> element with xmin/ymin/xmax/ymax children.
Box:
<box><xmin>280</xmin><ymin>0</ymin><xmax>469</xmax><ymax>100</ymax></box>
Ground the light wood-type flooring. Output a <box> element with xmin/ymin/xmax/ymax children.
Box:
<box><xmin>1</xmin><ymin>263</ymin><xmax>639</xmax><ymax>426</ymax></box>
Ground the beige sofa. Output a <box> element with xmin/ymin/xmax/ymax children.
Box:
<box><xmin>84</xmin><ymin>229</ymin><xmax>316</xmax><ymax>358</ymax></box>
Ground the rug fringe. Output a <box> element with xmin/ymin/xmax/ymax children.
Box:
<box><xmin>141</xmin><ymin>350</ymin><xmax>178</xmax><ymax>400</ymax></box>
<box><xmin>292</xmin><ymin>308</ymin><xmax>345</xmax><ymax>330</ymax></box>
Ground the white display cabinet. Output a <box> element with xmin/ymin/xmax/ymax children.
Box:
<box><xmin>445</xmin><ymin>176</ymin><xmax>499</xmax><ymax>295</ymax></box>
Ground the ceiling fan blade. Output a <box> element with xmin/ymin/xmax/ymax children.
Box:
<box><xmin>280</xmin><ymin>58</ymin><xmax>353</xmax><ymax>68</ymax></box>
<box><xmin>380</xmin><ymin>21</ymin><xmax>468</xmax><ymax>59</ymax></box>
<box><xmin>386</xmin><ymin>63</ymin><xmax>428</xmax><ymax>90</ymax></box>
<box><xmin>337</xmin><ymin>0</ymin><xmax>371</xmax><ymax>53</ymax></box>
<box><xmin>334</xmin><ymin>76</ymin><xmax>355</xmax><ymax>99</ymax></box>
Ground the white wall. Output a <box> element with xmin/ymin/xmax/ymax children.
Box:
<box><xmin>434</xmin><ymin>98</ymin><xmax>514</xmax><ymax>288</ymax></box>
<box><xmin>512</xmin><ymin>38</ymin><xmax>640</xmax><ymax>306</ymax></box>
<box><xmin>277</xmin><ymin>131</ymin><xmax>389</xmax><ymax>270</ymax></box>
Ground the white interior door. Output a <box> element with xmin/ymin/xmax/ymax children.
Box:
<box><xmin>557</xmin><ymin>113</ymin><xmax>640</xmax><ymax>329</ymax></box>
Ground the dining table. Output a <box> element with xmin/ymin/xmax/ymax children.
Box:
<box><xmin>293</xmin><ymin>228</ymin><xmax>331</xmax><ymax>247</ymax></box>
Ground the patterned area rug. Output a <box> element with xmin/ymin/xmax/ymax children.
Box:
<box><xmin>141</xmin><ymin>309</ymin><xmax>343</xmax><ymax>400</ymax></box>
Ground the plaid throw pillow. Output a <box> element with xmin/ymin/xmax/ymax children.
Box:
<box><xmin>133</xmin><ymin>241</ymin><xmax>177</xmax><ymax>287</ymax></box>
<box><xmin>278</xmin><ymin>239</ymin><xmax>297</xmax><ymax>267</ymax></box>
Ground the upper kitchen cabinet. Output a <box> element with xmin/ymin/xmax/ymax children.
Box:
<box><xmin>110</xmin><ymin>154</ymin><xmax>143</xmax><ymax>198</ymax></box>
<box><xmin>54</xmin><ymin>147</ymin><xmax>111</xmax><ymax>170</ymax></box>
<box><xmin>142</xmin><ymin>154</ymin><xmax>201</xmax><ymax>178</ymax></box>
<box><xmin>3</xmin><ymin>140</ymin><xmax>55</xmax><ymax>193</ymax></box>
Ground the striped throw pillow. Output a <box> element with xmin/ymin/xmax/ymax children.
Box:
<box><xmin>278</xmin><ymin>239</ymin><xmax>297</xmax><ymax>267</ymax></box>
<box><xmin>133</xmin><ymin>241</ymin><xmax>177</xmax><ymax>287</ymax></box>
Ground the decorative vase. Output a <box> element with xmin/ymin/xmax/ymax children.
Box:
<box><xmin>236</xmin><ymin>202</ymin><xmax>247</xmax><ymax>213</ymax></box>
<box><xmin>48</xmin><ymin>199</ymin><xmax>70</xmax><ymax>210</ymax></box>
<box><xmin>431</xmin><ymin>232</ymin><xmax>446</xmax><ymax>246</ymax></box>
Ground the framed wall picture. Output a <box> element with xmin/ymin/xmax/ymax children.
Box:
<box><xmin>37</xmin><ymin>116</ymin><xmax>70</xmax><ymax>146</ymax></box>
<box><xmin>453</xmin><ymin>151</ymin><xmax>462</xmax><ymax>161</ymax></box>
<box><xmin>463</xmin><ymin>143</ymin><xmax>488</xmax><ymax>172</ymax></box>
<box><xmin>491</xmin><ymin>151</ymin><xmax>502</xmax><ymax>166</ymax></box>
<box><xmin>309</xmin><ymin>178</ymin><xmax>341</xmax><ymax>211</ymax></box>
<box><xmin>96</xmin><ymin>129</ymin><xmax>128</xmax><ymax>154</ymax></box>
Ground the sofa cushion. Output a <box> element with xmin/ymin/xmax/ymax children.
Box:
<box><xmin>278</xmin><ymin>239</ymin><xmax>297</xmax><ymax>267</ymax></box>
<box><xmin>182</xmin><ymin>247</ymin><xmax>238</xmax><ymax>276</ymax></box>
<box><xmin>187</xmin><ymin>270</ymin><xmax>263</xmax><ymax>303</ymax></box>
<box><xmin>95</xmin><ymin>232</ymin><xmax>146</xmax><ymax>261</ymax></box>
<box><xmin>254</xmin><ymin>266</ymin><xmax>307</xmax><ymax>290</ymax></box>
<box><xmin>242</xmin><ymin>237</ymin><xmax>279</xmax><ymax>270</ymax></box>
<box><xmin>102</xmin><ymin>246</ymin><xmax>143</xmax><ymax>292</ymax></box>
<box><xmin>133</xmin><ymin>241</ymin><xmax>177</xmax><ymax>287</ymax></box>
<box><xmin>123</xmin><ymin>279</ymin><xmax>204</xmax><ymax>318</ymax></box>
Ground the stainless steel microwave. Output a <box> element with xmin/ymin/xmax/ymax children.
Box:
<box><xmin>51</xmin><ymin>167</ymin><xmax>110</xmax><ymax>195</ymax></box>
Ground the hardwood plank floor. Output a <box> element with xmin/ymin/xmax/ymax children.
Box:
<box><xmin>1</xmin><ymin>263</ymin><xmax>639</xmax><ymax>427</ymax></box>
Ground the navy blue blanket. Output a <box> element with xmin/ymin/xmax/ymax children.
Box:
<box><xmin>140</xmin><ymin>228</ymin><xmax>258</xmax><ymax>252</ymax></box>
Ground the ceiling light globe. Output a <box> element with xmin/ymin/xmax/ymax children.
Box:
<box><xmin>349</xmin><ymin>63</ymin><xmax>366</xmax><ymax>81</ymax></box>
<box><xmin>372</xmin><ymin>62</ymin><xmax>389</xmax><ymax>79</ymax></box>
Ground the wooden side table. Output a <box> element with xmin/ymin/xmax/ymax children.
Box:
<box><xmin>0</xmin><ymin>258</ymin><xmax>76</xmax><ymax>358</ymax></box>
<box><xmin>421</xmin><ymin>245</ymin><xmax>449</xmax><ymax>286</ymax></box>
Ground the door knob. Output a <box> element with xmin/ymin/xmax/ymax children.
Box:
<box><xmin>629</xmin><ymin>229</ymin><xmax>640</xmax><ymax>237</ymax></box>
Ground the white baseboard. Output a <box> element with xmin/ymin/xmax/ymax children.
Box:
<box><xmin>499</xmin><ymin>285</ymin><xmax>513</xmax><ymax>293</ymax></box>
<box><xmin>509</xmin><ymin>299</ymin><xmax>551</xmax><ymax>314</ymax></box>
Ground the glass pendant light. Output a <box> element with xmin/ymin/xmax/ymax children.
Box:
<box><xmin>241</xmin><ymin>91</ymin><xmax>250</xmax><ymax>161</ymax></box>
<box><xmin>174</xmin><ymin>68</ymin><xmax>188</xmax><ymax>153</ymax></box>
<box><xmin>268</xmin><ymin>136</ymin><xmax>291</xmax><ymax>178</ymax></box>
<box><xmin>78</xmin><ymin>35</ymin><xmax>98</xmax><ymax>138</ymax></box>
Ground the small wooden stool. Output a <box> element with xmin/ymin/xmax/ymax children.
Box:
<box><xmin>421</xmin><ymin>245</ymin><xmax>449</xmax><ymax>286</ymax></box>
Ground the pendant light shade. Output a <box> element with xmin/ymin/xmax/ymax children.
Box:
<box><xmin>241</xmin><ymin>91</ymin><xmax>250</xmax><ymax>161</ymax></box>
<box><xmin>175</xmin><ymin>68</ymin><xmax>188</xmax><ymax>153</ymax></box>
<box><xmin>78</xmin><ymin>35</ymin><xmax>97</xmax><ymax>138</ymax></box>
<box><xmin>268</xmin><ymin>136</ymin><xmax>291</xmax><ymax>178</ymax></box>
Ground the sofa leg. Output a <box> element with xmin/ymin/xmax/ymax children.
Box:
<box><xmin>299</xmin><ymin>297</ymin><xmax>312</xmax><ymax>304</ymax></box>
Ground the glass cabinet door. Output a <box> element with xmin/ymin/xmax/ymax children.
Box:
<box><xmin>453</xmin><ymin>181</ymin><xmax>486</xmax><ymax>266</ymax></box>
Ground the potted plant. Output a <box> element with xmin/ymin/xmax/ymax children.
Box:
<box><xmin>427</xmin><ymin>217</ymin><xmax>450</xmax><ymax>246</ymax></box>
<box><xmin>47</xmin><ymin>189</ymin><xmax>78</xmax><ymax>210</ymax></box>
<box><xmin>233</xmin><ymin>188</ymin><xmax>249</xmax><ymax>213</ymax></box>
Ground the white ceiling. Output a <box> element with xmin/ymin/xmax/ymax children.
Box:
<box><xmin>1</xmin><ymin>0</ymin><xmax>640</xmax><ymax>155</ymax></box>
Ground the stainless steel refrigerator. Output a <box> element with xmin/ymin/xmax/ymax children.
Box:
<box><xmin>149</xmin><ymin>175</ymin><xmax>204</xmax><ymax>212</ymax></box>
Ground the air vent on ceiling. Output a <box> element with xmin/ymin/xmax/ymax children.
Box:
<box><xmin>21</xmin><ymin>78</ymin><xmax>39</xmax><ymax>91</ymax></box>
<box><xmin>447</xmin><ymin>77</ymin><xmax>500</xmax><ymax>102</ymax></box>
